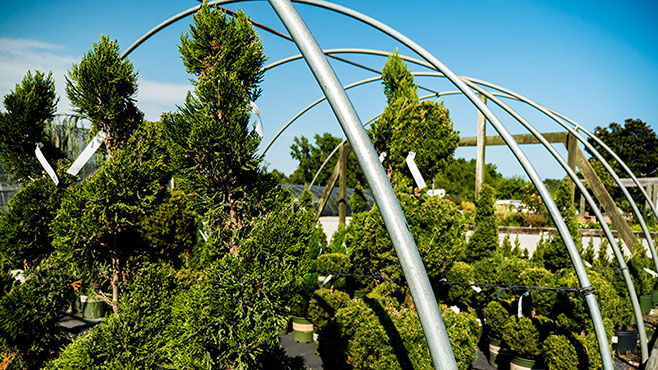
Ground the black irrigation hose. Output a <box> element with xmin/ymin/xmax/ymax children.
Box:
<box><xmin>317</xmin><ymin>270</ymin><xmax>596</xmax><ymax>296</ymax></box>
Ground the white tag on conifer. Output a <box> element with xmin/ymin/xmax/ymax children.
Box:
<box><xmin>249</xmin><ymin>101</ymin><xmax>263</xmax><ymax>138</ymax></box>
<box><xmin>406</xmin><ymin>152</ymin><xmax>426</xmax><ymax>189</ymax></box>
<box><xmin>584</xmin><ymin>261</ymin><xmax>592</xmax><ymax>268</ymax></box>
<box><xmin>35</xmin><ymin>143</ymin><xmax>59</xmax><ymax>185</ymax></box>
<box><xmin>517</xmin><ymin>292</ymin><xmax>529</xmax><ymax>318</ymax></box>
<box><xmin>321</xmin><ymin>274</ymin><xmax>333</xmax><ymax>287</ymax></box>
<box><xmin>378</xmin><ymin>152</ymin><xmax>386</xmax><ymax>163</ymax></box>
<box><xmin>470</xmin><ymin>284</ymin><xmax>482</xmax><ymax>293</ymax></box>
<box><xmin>66</xmin><ymin>130</ymin><xmax>107</xmax><ymax>176</ymax></box>
<box><xmin>450</xmin><ymin>305</ymin><xmax>460</xmax><ymax>314</ymax></box>
<box><xmin>644</xmin><ymin>267</ymin><xmax>658</xmax><ymax>278</ymax></box>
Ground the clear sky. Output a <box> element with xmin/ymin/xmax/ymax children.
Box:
<box><xmin>1</xmin><ymin>0</ymin><xmax>657</xmax><ymax>181</ymax></box>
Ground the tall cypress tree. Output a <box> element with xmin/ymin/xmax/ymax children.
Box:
<box><xmin>466</xmin><ymin>183</ymin><xmax>498</xmax><ymax>262</ymax></box>
<box><xmin>370</xmin><ymin>52</ymin><xmax>459</xmax><ymax>190</ymax></box>
<box><xmin>162</xmin><ymin>3</ymin><xmax>268</xmax><ymax>253</ymax></box>
<box><xmin>0</xmin><ymin>71</ymin><xmax>62</xmax><ymax>183</ymax></box>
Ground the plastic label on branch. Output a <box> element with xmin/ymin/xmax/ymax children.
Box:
<box><xmin>35</xmin><ymin>143</ymin><xmax>59</xmax><ymax>186</ymax></box>
<box><xmin>517</xmin><ymin>291</ymin><xmax>529</xmax><ymax>318</ymax></box>
<box><xmin>643</xmin><ymin>267</ymin><xmax>658</xmax><ymax>278</ymax></box>
<box><xmin>249</xmin><ymin>101</ymin><xmax>263</xmax><ymax>138</ymax></box>
<box><xmin>66</xmin><ymin>130</ymin><xmax>107</xmax><ymax>176</ymax></box>
<box><xmin>405</xmin><ymin>151</ymin><xmax>426</xmax><ymax>189</ymax></box>
<box><xmin>378</xmin><ymin>151</ymin><xmax>386</xmax><ymax>163</ymax></box>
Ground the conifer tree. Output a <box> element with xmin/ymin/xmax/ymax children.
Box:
<box><xmin>465</xmin><ymin>183</ymin><xmax>498</xmax><ymax>262</ymax></box>
<box><xmin>66</xmin><ymin>35</ymin><xmax>142</xmax><ymax>158</ymax></box>
<box><xmin>349</xmin><ymin>182</ymin><xmax>369</xmax><ymax>214</ymax></box>
<box><xmin>162</xmin><ymin>3</ymin><xmax>268</xmax><ymax>252</ymax></box>
<box><xmin>370</xmin><ymin>52</ymin><xmax>459</xmax><ymax>190</ymax></box>
<box><xmin>542</xmin><ymin>178</ymin><xmax>582</xmax><ymax>271</ymax></box>
<box><xmin>0</xmin><ymin>71</ymin><xmax>62</xmax><ymax>182</ymax></box>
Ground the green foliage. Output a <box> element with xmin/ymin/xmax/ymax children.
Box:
<box><xmin>444</xmin><ymin>261</ymin><xmax>474</xmax><ymax>308</ymax></box>
<box><xmin>0</xmin><ymin>259</ymin><xmax>74</xmax><ymax>369</ymax></box>
<box><xmin>317</xmin><ymin>253</ymin><xmax>350</xmax><ymax>274</ymax></box>
<box><xmin>66</xmin><ymin>35</ymin><xmax>142</xmax><ymax>156</ymax></box>
<box><xmin>347</xmin><ymin>192</ymin><xmax>465</xmax><ymax>284</ymax></box>
<box><xmin>497</xmin><ymin>258</ymin><xmax>531</xmax><ymax>286</ymax></box>
<box><xmin>555</xmin><ymin>269</ymin><xmax>621</xmax><ymax>333</ymax></box>
<box><xmin>503</xmin><ymin>316</ymin><xmax>542</xmax><ymax>358</ymax></box>
<box><xmin>0</xmin><ymin>178</ymin><xmax>66</xmax><ymax>269</ymax></box>
<box><xmin>166</xmin><ymin>255</ymin><xmax>297</xmax><ymax>369</ymax></box>
<box><xmin>327</xmin><ymin>223</ymin><xmax>348</xmax><ymax>254</ymax></box>
<box><xmin>627</xmin><ymin>248</ymin><xmax>654</xmax><ymax>296</ymax></box>
<box><xmin>349</xmin><ymin>182</ymin><xmax>369</xmax><ymax>214</ymax></box>
<box><xmin>542</xmin><ymin>178</ymin><xmax>582</xmax><ymax>272</ymax></box>
<box><xmin>52</xmin><ymin>120</ymin><xmax>170</xmax><ymax>303</ymax></box>
<box><xmin>587</xmin><ymin>119</ymin><xmax>658</xmax><ymax>179</ymax></box>
<box><xmin>543</xmin><ymin>334</ymin><xmax>578</xmax><ymax>370</ymax></box>
<box><xmin>0</xmin><ymin>71</ymin><xmax>62</xmax><ymax>182</ymax></box>
<box><xmin>162</xmin><ymin>3</ymin><xmax>269</xmax><ymax>237</ymax></box>
<box><xmin>308</xmin><ymin>289</ymin><xmax>351</xmax><ymax>329</ymax></box>
<box><xmin>318</xmin><ymin>290</ymin><xmax>479</xmax><ymax>370</ymax></box>
<box><xmin>483</xmin><ymin>300</ymin><xmax>511</xmax><ymax>340</ymax></box>
<box><xmin>139</xmin><ymin>189</ymin><xmax>198</xmax><ymax>267</ymax></box>
<box><xmin>371</xmin><ymin>52</ymin><xmax>459</xmax><ymax>188</ymax></box>
<box><xmin>519</xmin><ymin>267</ymin><xmax>556</xmax><ymax>317</ymax></box>
<box><xmin>287</xmin><ymin>134</ymin><xmax>365</xmax><ymax>187</ymax></box>
<box><xmin>47</xmin><ymin>263</ymin><xmax>180</xmax><ymax>369</ymax></box>
<box><xmin>466</xmin><ymin>184</ymin><xmax>498</xmax><ymax>262</ymax></box>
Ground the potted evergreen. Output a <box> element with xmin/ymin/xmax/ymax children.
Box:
<box><xmin>503</xmin><ymin>316</ymin><xmax>544</xmax><ymax>370</ymax></box>
<box><xmin>483</xmin><ymin>300</ymin><xmax>513</xmax><ymax>368</ymax></box>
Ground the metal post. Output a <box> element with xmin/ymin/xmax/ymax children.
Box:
<box><xmin>267</xmin><ymin>1</ymin><xmax>459</xmax><ymax>368</ymax></box>
<box><xmin>475</xmin><ymin>94</ymin><xmax>487</xmax><ymax>200</ymax></box>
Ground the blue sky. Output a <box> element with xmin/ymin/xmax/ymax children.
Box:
<box><xmin>1</xmin><ymin>0</ymin><xmax>657</xmax><ymax>181</ymax></box>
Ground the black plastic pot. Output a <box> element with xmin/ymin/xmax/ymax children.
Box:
<box><xmin>613</xmin><ymin>330</ymin><xmax>638</xmax><ymax>354</ymax></box>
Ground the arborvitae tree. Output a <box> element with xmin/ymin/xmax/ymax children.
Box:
<box><xmin>465</xmin><ymin>183</ymin><xmax>498</xmax><ymax>262</ymax></box>
<box><xmin>162</xmin><ymin>3</ymin><xmax>268</xmax><ymax>251</ymax></box>
<box><xmin>349</xmin><ymin>181</ymin><xmax>368</xmax><ymax>214</ymax></box>
<box><xmin>52</xmin><ymin>120</ymin><xmax>170</xmax><ymax>313</ymax></box>
<box><xmin>370</xmin><ymin>51</ymin><xmax>459</xmax><ymax>190</ymax></box>
<box><xmin>543</xmin><ymin>178</ymin><xmax>582</xmax><ymax>272</ymax></box>
<box><xmin>66</xmin><ymin>35</ymin><xmax>142</xmax><ymax>158</ymax></box>
<box><xmin>0</xmin><ymin>71</ymin><xmax>62</xmax><ymax>183</ymax></box>
<box><xmin>0</xmin><ymin>178</ymin><xmax>65</xmax><ymax>269</ymax></box>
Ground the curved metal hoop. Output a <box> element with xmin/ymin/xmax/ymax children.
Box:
<box><xmin>119</xmin><ymin>1</ymin><xmax>624</xmax><ymax>367</ymax></box>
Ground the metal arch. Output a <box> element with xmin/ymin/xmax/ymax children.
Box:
<box><xmin>550</xmin><ymin>111</ymin><xmax>658</xmax><ymax>227</ymax></box>
<box><xmin>466</xmin><ymin>77</ymin><xmax>658</xmax><ymax>271</ymax></box>
<box><xmin>259</xmin><ymin>75</ymin><xmax>382</xmax><ymax>157</ymax></box>
<box><xmin>121</xmin><ymin>3</ymin><xmax>458</xmax><ymax>367</ymax></box>
<box><xmin>268</xmin><ymin>0</ymin><xmax>458</xmax><ymax>367</ymax></box>
<box><xmin>119</xmin><ymin>1</ymin><xmax>618</xmax><ymax>367</ymax></box>
<box><xmin>461</xmin><ymin>81</ymin><xmax>650</xmax><ymax>362</ymax></box>
<box><xmin>282</xmin><ymin>1</ymin><xmax>611</xmax><ymax>367</ymax></box>
<box><xmin>297</xmin><ymin>68</ymin><xmax>650</xmax><ymax>359</ymax></box>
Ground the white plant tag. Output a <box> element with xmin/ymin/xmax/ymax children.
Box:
<box><xmin>612</xmin><ymin>336</ymin><xmax>618</xmax><ymax>344</ymax></box>
<box><xmin>470</xmin><ymin>284</ymin><xmax>482</xmax><ymax>293</ymax></box>
<box><xmin>644</xmin><ymin>267</ymin><xmax>658</xmax><ymax>278</ymax></box>
<box><xmin>450</xmin><ymin>305</ymin><xmax>460</xmax><ymax>314</ymax></box>
<box><xmin>249</xmin><ymin>101</ymin><xmax>263</xmax><ymax>138</ymax></box>
<box><xmin>35</xmin><ymin>143</ymin><xmax>59</xmax><ymax>185</ymax></box>
<box><xmin>517</xmin><ymin>292</ymin><xmax>529</xmax><ymax>318</ymax></box>
<box><xmin>405</xmin><ymin>152</ymin><xmax>426</xmax><ymax>189</ymax></box>
<box><xmin>584</xmin><ymin>261</ymin><xmax>592</xmax><ymax>268</ymax></box>
<box><xmin>378</xmin><ymin>152</ymin><xmax>387</xmax><ymax>163</ymax></box>
<box><xmin>66</xmin><ymin>130</ymin><xmax>107</xmax><ymax>176</ymax></box>
<box><xmin>321</xmin><ymin>274</ymin><xmax>333</xmax><ymax>288</ymax></box>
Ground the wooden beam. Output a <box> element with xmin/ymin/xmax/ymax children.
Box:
<box><xmin>316</xmin><ymin>156</ymin><xmax>342</xmax><ymax>220</ymax></box>
<box><xmin>618</xmin><ymin>177</ymin><xmax>658</xmax><ymax>187</ymax></box>
<box><xmin>566</xmin><ymin>133</ymin><xmax>578</xmax><ymax>207</ymax></box>
<box><xmin>576</xmin><ymin>147</ymin><xmax>637</xmax><ymax>253</ymax></box>
<box><xmin>475</xmin><ymin>95</ymin><xmax>487</xmax><ymax>200</ymax></box>
<box><xmin>459</xmin><ymin>132</ymin><xmax>567</xmax><ymax>147</ymax></box>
